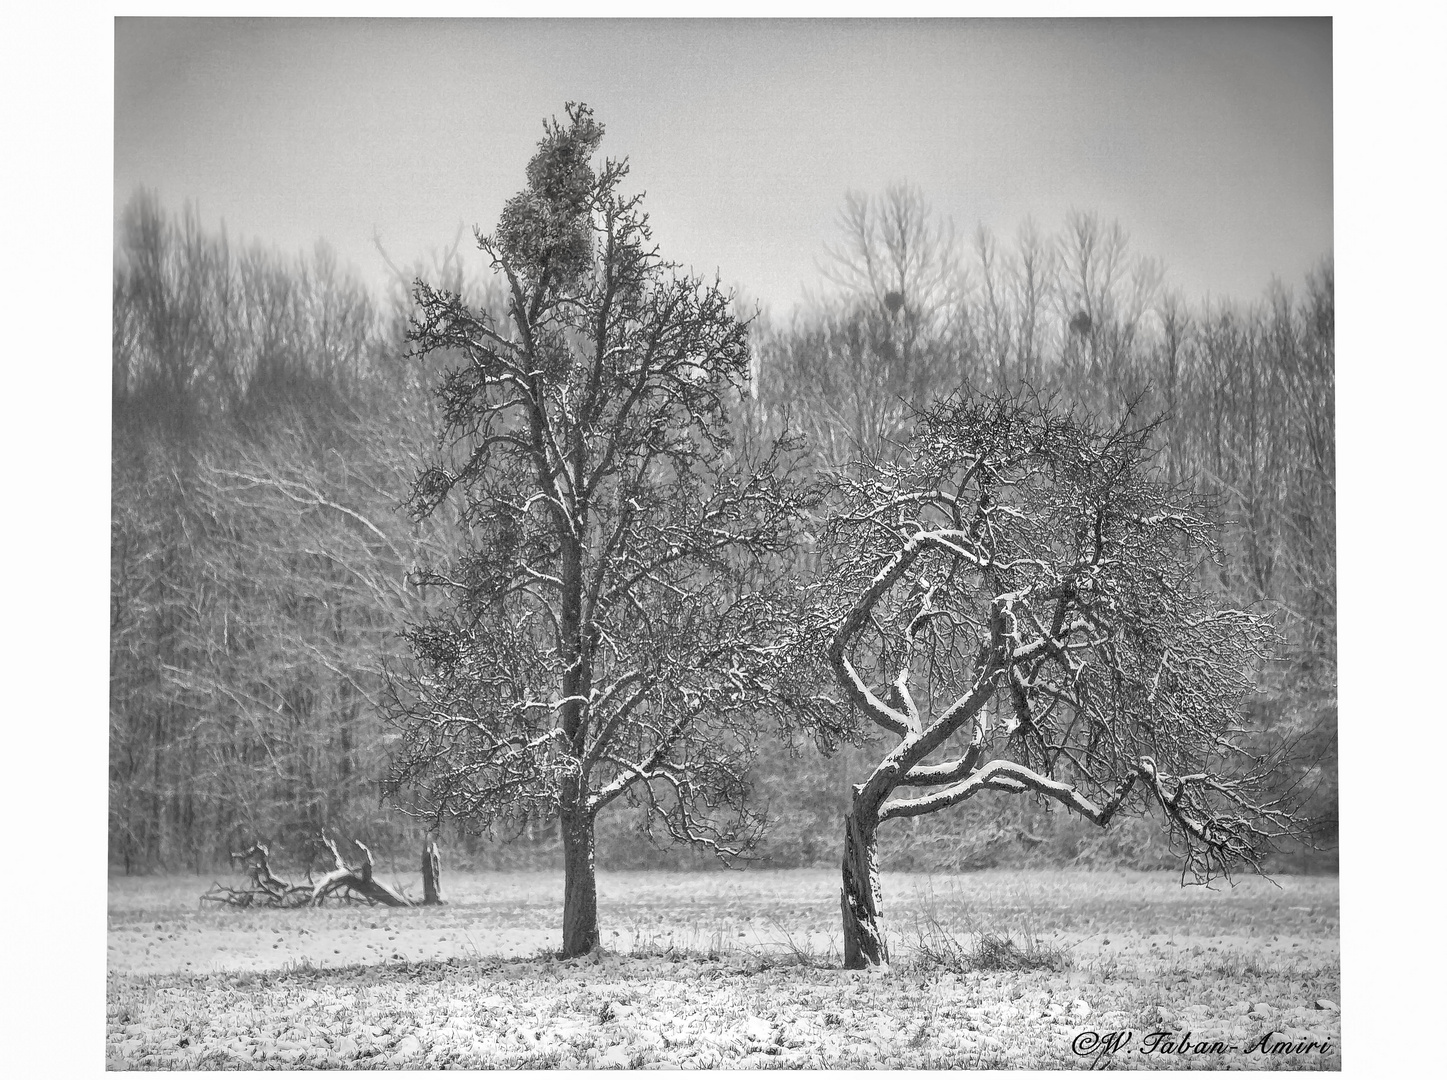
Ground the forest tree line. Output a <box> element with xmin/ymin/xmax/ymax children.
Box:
<box><xmin>110</xmin><ymin>185</ymin><xmax>1335</xmax><ymax>875</ymax></box>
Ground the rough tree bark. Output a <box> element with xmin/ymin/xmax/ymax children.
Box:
<box><xmin>841</xmin><ymin>797</ymin><xmax>889</xmax><ymax>968</ymax></box>
<box><xmin>421</xmin><ymin>837</ymin><xmax>445</xmax><ymax>906</ymax></box>
<box><xmin>561</xmin><ymin>807</ymin><xmax>599</xmax><ymax>957</ymax></box>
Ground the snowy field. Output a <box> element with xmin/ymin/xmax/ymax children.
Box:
<box><xmin>107</xmin><ymin>868</ymin><xmax>1340</xmax><ymax>1069</ymax></box>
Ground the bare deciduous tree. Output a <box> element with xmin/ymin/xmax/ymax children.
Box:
<box><xmin>756</xmin><ymin>185</ymin><xmax>969</xmax><ymax>466</ymax></box>
<box><xmin>1056</xmin><ymin>211</ymin><xmax>1162</xmax><ymax>398</ymax></box>
<box><xmin>806</xmin><ymin>391</ymin><xmax>1301</xmax><ymax>967</ymax></box>
<box><xmin>383</xmin><ymin>104</ymin><xmax>825</xmax><ymax>957</ymax></box>
<box><xmin>822</xmin><ymin>182</ymin><xmax>963</xmax><ymax>327</ymax></box>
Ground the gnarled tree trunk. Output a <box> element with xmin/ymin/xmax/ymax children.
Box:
<box><xmin>841</xmin><ymin>801</ymin><xmax>888</xmax><ymax>968</ymax></box>
<box><xmin>560</xmin><ymin>807</ymin><xmax>599</xmax><ymax>958</ymax></box>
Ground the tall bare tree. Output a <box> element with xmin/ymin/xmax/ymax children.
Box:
<box><xmin>383</xmin><ymin>104</ymin><xmax>825</xmax><ymax>957</ymax></box>
<box><xmin>807</xmin><ymin>391</ymin><xmax>1301</xmax><ymax>967</ymax></box>
<box><xmin>1056</xmin><ymin>211</ymin><xmax>1162</xmax><ymax>400</ymax></box>
<box><xmin>756</xmin><ymin>185</ymin><xmax>968</xmax><ymax>466</ymax></box>
<box><xmin>821</xmin><ymin>183</ymin><xmax>964</xmax><ymax>328</ymax></box>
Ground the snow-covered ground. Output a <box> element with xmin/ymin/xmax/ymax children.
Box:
<box><xmin>106</xmin><ymin>868</ymin><xmax>1340</xmax><ymax>1069</ymax></box>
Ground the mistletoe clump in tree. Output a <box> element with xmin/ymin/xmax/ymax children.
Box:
<box><xmin>384</xmin><ymin>104</ymin><xmax>823</xmax><ymax>957</ymax></box>
<box><xmin>813</xmin><ymin>391</ymin><xmax>1303</xmax><ymax>968</ymax></box>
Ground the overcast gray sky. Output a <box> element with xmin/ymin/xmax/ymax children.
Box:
<box><xmin>115</xmin><ymin>17</ymin><xmax>1332</xmax><ymax>315</ymax></box>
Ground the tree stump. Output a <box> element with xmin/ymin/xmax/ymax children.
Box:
<box><xmin>421</xmin><ymin>838</ymin><xmax>445</xmax><ymax>906</ymax></box>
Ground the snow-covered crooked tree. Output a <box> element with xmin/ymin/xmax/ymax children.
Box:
<box><xmin>808</xmin><ymin>392</ymin><xmax>1302</xmax><ymax>968</ymax></box>
<box><xmin>383</xmin><ymin>104</ymin><xmax>827</xmax><ymax>958</ymax></box>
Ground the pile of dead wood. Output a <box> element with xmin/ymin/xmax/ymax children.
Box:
<box><xmin>201</xmin><ymin>836</ymin><xmax>445</xmax><ymax>909</ymax></box>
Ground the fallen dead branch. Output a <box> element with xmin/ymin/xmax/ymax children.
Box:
<box><xmin>309</xmin><ymin>836</ymin><xmax>412</xmax><ymax>907</ymax></box>
<box><xmin>200</xmin><ymin>837</ymin><xmax>442</xmax><ymax>909</ymax></box>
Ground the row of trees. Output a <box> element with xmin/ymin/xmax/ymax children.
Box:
<box><xmin>757</xmin><ymin>186</ymin><xmax>1334</xmax><ymax>668</ymax></box>
<box><xmin>113</xmin><ymin>192</ymin><xmax>380</xmax><ymax>435</ymax></box>
<box><xmin>111</xmin><ymin>108</ymin><xmax>1333</xmax><ymax>968</ymax></box>
<box><xmin>110</xmin><ymin>194</ymin><xmax>450</xmax><ymax>873</ymax></box>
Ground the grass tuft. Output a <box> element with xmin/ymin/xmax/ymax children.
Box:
<box><xmin>909</xmin><ymin>911</ymin><xmax>1069</xmax><ymax>973</ymax></box>
<box><xmin>766</xmin><ymin>917</ymin><xmax>840</xmax><ymax>969</ymax></box>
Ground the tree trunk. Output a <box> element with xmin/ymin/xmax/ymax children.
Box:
<box><xmin>421</xmin><ymin>837</ymin><xmax>445</xmax><ymax>906</ymax></box>
<box><xmin>841</xmin><ymin>802</ymin><xmax>888</xmax><ymax>968</ymax></box>
<box><xmin>560</xmin><ymin>808</ymin><xmax>599</xmax><ymax>958</ymax></box>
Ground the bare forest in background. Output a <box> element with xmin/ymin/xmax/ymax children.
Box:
<box><xmin>110</xmin><ymin>186</ymin><xmax>1335</xmax><ymax>876</ymax></box>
